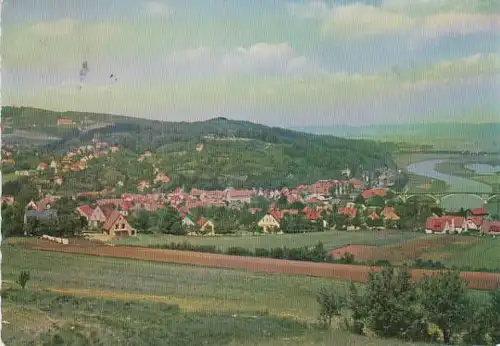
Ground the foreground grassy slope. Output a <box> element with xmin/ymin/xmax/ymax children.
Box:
<box><xmin>113</xmin><ymin>230</ymin><xmax>427</xmax><ymax>250</ymax></box>
<box><xmin>2</xmin><ymin>245</ymin><xmax>432</xmax><ymax>345</ymax></box>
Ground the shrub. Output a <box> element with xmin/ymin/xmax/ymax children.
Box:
<box><xmin>340</xmin><ymin>252</ymin><xmax>355</xmax><ymax>264</ymax></box>
<box><xmin>269</xmin><ymin>247</ymin><xmax>285</xmax><ymax>259</ymax></box>
<box><xmin>316</xmin><ymin>287</ymin><xmax>344</xmax><ymax>328</ymax></box>
<box><xmin>254</xmin><ymin>248</ymin><xmax>270</xmax><ymax>257</ymax></box>
<box><xmin>16</xmin><ymin>270</ymin><xmax>30</xmax><ymax>289</ymax></box>
<box><xmin>225</xmin><ymin>247</ymin><xmax>254</xmax><ymax>256</ymax></box>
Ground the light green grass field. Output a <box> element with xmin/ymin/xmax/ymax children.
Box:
<box><xmin>112</xmin><ymin>230</ymin><xmax>427</xmax><ymax>251</ymax></box>
<box><xmin>419</xmin><ymin>237</ymin><xmax>500</xmax><ymax>271</ymax></box>
<box><xmin>1</xmin><ymin>245</ymin><xmax>432</xmax><ymax>346</ymax></box>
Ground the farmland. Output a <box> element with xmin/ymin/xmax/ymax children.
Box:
<box><xmin>111</xmin><ymin>230</ymin><xmax>427</xmax><ymax>250</ymax></box>
<box><xmin>2</xmin><ymin>244</ymin><xmax>433</xmax><ymax>346</ymax></box>
<box><xmin>419</xmin><ymin>236</ymin><xmax>500</xmax><ymax>271</ymax></box>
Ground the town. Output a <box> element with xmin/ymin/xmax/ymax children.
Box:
<box><xmin>2</xmin><ymin>135</ymin><xmax>499</xmax><ymax>241</ymax></box>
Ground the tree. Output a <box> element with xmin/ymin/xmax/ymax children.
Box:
<box><xmin>419</xmin><ymin>270</ymin><xmax>470</xmax><ymax>344</ymax></box>
<box><xmin>1</xmin><ymin>202</ymin><xmax>24</xmax><ymax>238</ymax></box>
<box><xmin>130</xmin><ymin>209</ymin><xmax>151</xmax><ymax>232</ymax></box>
<box><xmin>16</xmin><ymin>270</ymin><xmax>30</xmax><ymax>289</ymax></box>
<box><xmin>348</xmin><ymin>266</ymin><xmax>429</xmax><ymax>341</ymax></box>
<box><xmin>367</xmin><ymin>195</ymin><xmax>385</xmax><ymax>207</ymax></box>
<box><xmin>316</xmin><ymin>286</ymin><xmax>344</xmax><ymax>328</ymax></box>
<box><xmin>354</xmin><ymin>194</ymin><xmax>365</xmax><ymax>205</ymax></box>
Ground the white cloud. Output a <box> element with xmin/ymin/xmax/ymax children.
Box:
<box><xmin>143</xmin><ymin>1</ymin><xmax>171</xmax><ymax>18</ymax></box>
<box><xmin>322</xmin><ymin>3</ymin><xmax>414</xmax><ymax>37</ymax></box>
<box><xmin>163</xmin><ymin>43</ymin><xmax>325</xmax><ymax>76</ymax></box>
<box><xmin>421</xmin><ymin>13</ymin><xmax>500</xmax><ymax>38</ymax></box>
<box><xmin>288</xmin><ymin>0</ymin><xmax>500</xmax><ymax>39</ymax></box>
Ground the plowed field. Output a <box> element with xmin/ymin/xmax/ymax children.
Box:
<box><xmin>24</xmin><ymin>238</ymin><xmax>500</xmax><ymax>291</ymax></box>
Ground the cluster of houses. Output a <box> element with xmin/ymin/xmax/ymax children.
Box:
<box><xmin>13</xmin><ymin>178</ymin><xmax>406</xmax><ymax>238</ymax></box>
<box><xmin>424</xmin><ymin>208</ymin><xmax>500</xmax><ymax>235</ymax></box>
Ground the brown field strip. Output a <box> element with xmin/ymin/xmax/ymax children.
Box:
<box><xmin>26</xmin><ymin>240</ymin><xmax>500</xmax><ymax>291</ymax></box>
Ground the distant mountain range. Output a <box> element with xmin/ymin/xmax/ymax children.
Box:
<box><xmin>291</xmin><ymin>122</ymin><xmax>500</xmax><ymax>152</ymax></box>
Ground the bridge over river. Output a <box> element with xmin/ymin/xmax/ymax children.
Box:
<box><xmin>406</xmin><ymin>159</ymin><xmax>500</xmax><ymax>214</ymax></box>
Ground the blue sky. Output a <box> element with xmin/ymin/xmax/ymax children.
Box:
<box><xmin>2</xmin><ymin>0</ymin><xmax>499</xmax><ymax>126</ymax></box>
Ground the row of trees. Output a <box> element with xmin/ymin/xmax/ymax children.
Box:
<box><xmin>317</xmin><ymin>266</ymin><xmax>500</xmax><ymax>345</ymax></box>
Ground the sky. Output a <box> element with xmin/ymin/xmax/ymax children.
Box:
<box><xmin>1</xmin><ymin>0</ymin><xmax>499</xmax><ymax>127</ymax></box>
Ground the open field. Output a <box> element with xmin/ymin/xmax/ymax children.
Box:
<box><xmin>2</xmin><ymin>244</ymin><xmax>433</xmax><ymax>346</ymax></box>
<box><xmin>111</xmin><ymin>230</ymin><xmax>428</xmax><ymax>250</ymax></box>
<box><xmin>471</xmin><ymin>175</ymin><xmax>500</xmax><ymax>192</ymax></box>
<box><xmin>13</xmin><ymin>238</ymin><xmax>500</xmax><ymax>290</ymax></box>
<box><xmin>392</xmin><ymin>153</ymin><xmax>456</xmax><ymax>167</ymax></box>
<box><xmin>405</xmin><ymin>173</ymin><xmax>448</xmax><ymax>193</ymax></box>
<box><xmin>419</xmin><ymin>236</ymin><xmax>500</xmax><ymax>270</ymax></box>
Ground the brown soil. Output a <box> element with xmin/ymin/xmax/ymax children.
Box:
<box><xmin>22</xmin><ymin>238</ymin><xmax>500</xmax><ymax>291</ymax></box>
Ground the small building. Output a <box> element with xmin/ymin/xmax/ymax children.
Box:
<box><xmin>102</xmin><ymin>210</ymin><xmax>136</xmax><ymax>237</ymax></box>
<box><xmin>196</xmin><ymin>217</ymin><xmax>215</xmax><ymax>235</ymax></box>
<box><xmin>57</xmin><ymin>118</ymin><xmax>74</xmax><ymax>126</ymax></box>
<box><xmin>182</xmin><ymin>215</ymin><xmax>196</xmax><ymax>227</ymax></box>
<box><xmin>37</xmin><ymin>162</ymin><xmax>49</xmax><ymax>171</ymax></box>
<box><xmin>257</xmin><ymin>214</ymin><xmax>281</xmax><ymax>233</ymax></box>
<box><xmin>76</xmin><ymin>205</ymin><xmax>94</xmax><ymax>221</ymax></box>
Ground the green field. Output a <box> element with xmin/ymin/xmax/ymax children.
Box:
<box><xmin>112</xmin><ymin>230</ymin><xmax>427</xmax><ymax>251</ymax></box>
<box><xmin>420</xmin><ymin>237</ymin><xmax>500</xmax><ymax>271</ymax></box>
<box><xmin>1</xmin><ymin>172</ymin><xmax>19</xmax><ymax>184</ymax></box>
<box><xmin>471</xmin><ymin>175</ymin><xmax>500</xmax><ymax>193</ymax></box>
<box><xmin>1</xmin><ymin>245</ymin><xmax>432</xmax><ymax>345</ymax></box>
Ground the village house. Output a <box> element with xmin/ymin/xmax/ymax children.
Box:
<box><xmin>181</xmin><ymin>215</ymin><xmax>196</xmax><ymax>227</ymax></box>
<box><xmin>225</xmin><ymin>189</ymin><xmax>253</xmax><ymax>204</ymax></box>
<box><xmin>56</xmin><ymin>118</ymin><xmax>73</xmax><ymax>126</ymax></box>
<box><xmin>481</xmin><ymin>220</ymin><xmax>500</xmax><ymax>235</ymax></box>
<box><xmin>76</xmin><ymin>205</ymin><xmax>94</xmax><ymax>221</ymax></box>
<box><xmin>88</xmin><ymin>205</ymin><xmax>113</xmax><ymax>228</ymax></box>
<box><xmin>0</xmin><ymin>196</ymin><xmax>15</xmax><ymax>205</ymax></box>
<box><xmin>257</xmin><ymin>214</ymin><xmax>281</xmax><ymax>233</ymax></box>
<box><xmin>137</xmin><ymin>180</ymin><xmax>151</xmax><ymax>192</ymax></box>
<box><xmin>425</xmin><ymin>216</ymin><xmax>466</xmax><ymax>234</ymax></box>
<box><xmin>37</xmin><ymin>162</ymin><xmax>49</xmax><ymax>171</ymax></box>
<box><xmin>54</xmin><ymin>176</ymin><xmax>64</xmax><ymax>186</ymax></box>
<box><xmin>196</xmin><ymin>217</ymin><xmax>215</xmax><ymax>235</ymax></box>
<box><xmin>102</xmin><ymin>210</ymin><xmax>136</xmax><ymax>237</ymax></box>
<box><xmin>154</xmin><ymin>173</ymin><xmax>171</xmax><ymax>184</ymax></box>
<box><xmin>381</xmin><ymin>207</ymin><xmax>400</xmax><ymax>221</ymax></box>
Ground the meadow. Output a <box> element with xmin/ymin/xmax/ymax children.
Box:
<box><xmin>1</xmin><ymin>244</ymin><xmax>433</xmax><ymax>345</ymax></box>
<box><xmin>419</xmin><ymin>236</ymin><xmax>500</xmax><ymax>271</ymax></box>
<box><xmin>111</xmin><ymin>230</ymin><xmax>428</xmax><ymax>251</ymax></box>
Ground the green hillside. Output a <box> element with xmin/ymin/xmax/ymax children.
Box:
<box><xmin>294</xmin><ymin>119</ymin><xmax>500</xmax><ymax>152</ymax></box>
<box><xmin>1</xmin><ymin>106</ymin><xmax>395</xmax><ymax>191</ymax></box>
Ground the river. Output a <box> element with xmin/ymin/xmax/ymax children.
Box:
<box><xmin>407</xmin><ymin>159</ymin><xmax>499</xmax><ymax>214</ymax></box>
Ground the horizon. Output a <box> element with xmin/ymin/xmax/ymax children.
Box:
<box><xmin>2</xmin><ymin>0</ymin><xmax>499</xmax><ymax>127</ymax></box>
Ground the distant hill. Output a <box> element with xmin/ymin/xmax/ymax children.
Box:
<box><xmin>1</xmin><ymin>106</ymin><xmax>396</xmax><ymax>190</ymax></box>
<box><xmin>293</xmin><ymin>122</ymin><xmax>500</xmax><ymax>152</ymax></box>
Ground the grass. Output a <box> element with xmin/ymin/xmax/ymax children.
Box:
<box><xmin>1</xmin><ymin>172</ymin><xmax>19</xmax><ymax>184</ymax></box>
<box><xmin>111</xmin><ymin>230</ymin><xmax>427</xmax><ymax>251</ymax></box>
<box><xmin>392</xmin><ymin>153</ymin><xmax>456</xmax><ymax>167</ymax></box>
<box><xmin>419</xmin><ymin>236</ymin><xmax>500</xmax><ymax>271</ymax></box>
<box><xmin>405</xmin><ymin>173</ymin><xmax>448</xmax><ymax>193</ymax></box>
<box><xmin>471</xmin><ymin>174</ymin><xmax>500</xmax><ymax>193</ymax></box>
<box><xmin>1</xmin><ymin>244</ymin><xmax>433</xmax><ymax>346</ymax></box>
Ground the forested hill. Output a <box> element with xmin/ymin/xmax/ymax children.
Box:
<box><xmin>1</xmin><ymin>106</ymin><xmax>396</xmax><ymax>189</ymax></box>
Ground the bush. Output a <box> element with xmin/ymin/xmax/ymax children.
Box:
<box><xmin>316</xmin><ymin>287</ymin><xmax>344</xmax><ymax>328</ymax></box>
<box><xmin>225</xmin><ymin>247</ymin><xmax>254</xmax><ymax>256</ymax></box>
<box><xmin>16</xmin><ymin>270</ymin><xmax>30</xmax><ymax>289</ymax></box>
<box><xmin>254</xmin><ymin>248</ymin><xmax>270</xmax><ymax>257</ymax></box>
<box><xmin>340</xmin><ymin>252</ymin><xmax>355</xmax><ymax>264</ymax></box>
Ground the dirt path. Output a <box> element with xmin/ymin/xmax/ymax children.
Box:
<box><xmin>24</xmin><ymin>239</ymin><xmax>500</xmax><ymax>291</ymax></box>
